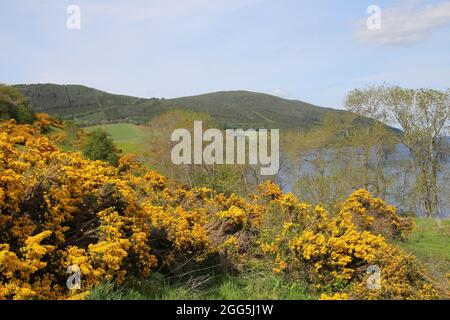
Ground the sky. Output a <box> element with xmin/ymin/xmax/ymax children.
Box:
<box><xmin>1</xmin><ymin>0</ymin><xmax>449</xmax><ymax>109</ymax></box>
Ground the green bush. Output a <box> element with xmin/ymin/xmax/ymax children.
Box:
<box><xmin>82</xmin><ymin>128</ymin><xmax>120</xmax><ymax>165</ymax></box>
<box><xmin>0</xmin><ymin>84</ymin><xmax>35</xmax><ymax>124</ymax></box>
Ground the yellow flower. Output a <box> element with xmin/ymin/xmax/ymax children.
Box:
<box><xmin>217</xmin><ymin>205</ymin><xmax>248</xmax><ymax>225</ymax></box>
<box><xmin>320</xmin><ymin>293</ymin><xmax>348</xmax><ymax>300</ymax></box>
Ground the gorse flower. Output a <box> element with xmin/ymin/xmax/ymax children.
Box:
<box><xmin>217</xmin><ymin>205</ymin><xmax>248</xmax><ymax>226</ymax></box>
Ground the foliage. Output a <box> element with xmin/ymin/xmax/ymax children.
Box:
<box><xmin>82</xmin><ymin>128</ymin><xmax>120</xmax><ymax>165</ymax></box>
<box><xmin>56</xmin><ymin>120</ymin><xmax>86</xmax><ymax>151</ymax></box>
<box><xmin>33</xmin><ymin>113</ymin><xmax>63</xmax><ymax>133</ymax></box>
<box><xmin>0</xmin><ymin>117</ymin><xmax>440</xmax><ymax>300</ymax></box>
<box><xmin>282</xmin><ymin>113</ymin><xmax>398</xmax><ymax>211</ymax></box>
<box><xmin>142</xmin><ymin>110</ymin><xmax>253</xmax><ymax>195</ymax></box>
<box><xmin>256</xmin><ymin>184</ymin><xmax>434</xmax><ymax>300</ymax></box>
<box><xmin>346</xmin><ymin>85</ymin><xmax>450</xmax><ymax>217</ymax></box>
<box><xmin>0</xmin><ymin>84</ymin><xmax>35</xmax><ymax>124</ymax></box>
<box><xmin>340</xmin><ymin>189</ymin><xmax>414</xmax><ymax>241</ymax></box>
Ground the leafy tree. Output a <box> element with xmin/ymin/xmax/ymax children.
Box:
<box><xmin>142</xmin><ymin>109</ymin><xmax>254</xmax><ymax>194</ymax></box>
<box><xmin>346</xmin><ymin>85</ymin><xmax>450</xmax><ymax>217</ymax></box>
<box><xmin>281</xmin><ymin>112</ymin><xmax>397</xmax><ymax>209</ymax></box>
<box><xmin>83</xmin><ymin>128</ymin><xmax>120</xmax><ymax>165</ymax></box>
<box><xmin>0</xmin><ymin>84</ymin><xmax>35</xmax><ymax>123</ymax></box>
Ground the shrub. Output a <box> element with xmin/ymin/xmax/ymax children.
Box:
<box><xmin>256</xmin><ymin>188</ymin><xmax>435</xmax><ymax>299</ymax></box>
<box><xmin>340</xmin><ymin>189</ymin><xmax>414</xmax><ymax>241</ymax></box>
<box><xmin>0</xmin><ymin>84</ymin><xmax>35</xmax><ymax>124</ymax></box>
<box><xmin>82</xmin><ymin>129</ymin><xmax>120</xmax><ymax>165</ymax></box>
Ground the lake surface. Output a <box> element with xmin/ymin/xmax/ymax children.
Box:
<box><xmin>277</xmin><ymin>141</ymin><xmax>450</xmax><ymax>217</ymax></box>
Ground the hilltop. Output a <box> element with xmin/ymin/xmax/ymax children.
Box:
<box><xmin>15</xmin><ymin>84</ymin><xmax>350</xmax><ymax>129</ymax></box>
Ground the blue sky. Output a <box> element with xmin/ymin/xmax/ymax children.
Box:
<box><xmin>1</xmin><ymin>0</ymin><xmax>449</xmax><ymax>109</ymax></box>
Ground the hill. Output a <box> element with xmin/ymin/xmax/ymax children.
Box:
<box><xmin>15</xmin><ymin>84</ymin><xmax>350</xmax><ymax>129</ymax></box>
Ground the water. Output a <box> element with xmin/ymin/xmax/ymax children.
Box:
<box><xmin>277</xmin><ymin>141</ymin><xmax>450</xmax><ymax>217</ymax></box>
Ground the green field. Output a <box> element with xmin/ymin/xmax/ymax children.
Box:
<box><xmin>84</xmin><ymin>123</ymin><xmax>149</xmax><ymax>154</ymax></box>
<box><xmin>401</xmin><ymin>218</ymin><xmax>450</xmax><ymax>260</ymax></box>
<box><xmin>398</xmin><ymin>218</ymin><xmax>449</xmax><ymax>294</ymax></box>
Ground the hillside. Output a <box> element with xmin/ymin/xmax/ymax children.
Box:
<box><xmin>15</xmin><ymin>84</ymin><xmax>350</xmax><ymax>129</ymax></box>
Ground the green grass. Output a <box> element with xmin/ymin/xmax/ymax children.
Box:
<box><xmin>398</xmin><ymin>218</ymin><xmax>450</xmax><ymax>294</ymax></box>
<box><xmin>84</xmin><ymin>123</ymin><xmax>149</xmax><ymax>154</ymax></box>
<box><xmin>400</xmin><ymin>218</ymin><xmax>450</xmax><ymax>260</ymax></box>
<box><xmin>88</xmin><ymin>272</ymin><xmax>314</xmax><ymax>300</ymax></box>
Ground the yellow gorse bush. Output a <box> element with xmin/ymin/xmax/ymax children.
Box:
<box><xmin>257</xmin><ymin>186</ymin><xmax>435</xmax><ymax>300</ymax></box>
<box><xmin>0</xmin><ymin>117</ymin><xmax>437</xmax><ymax>300</ymax></box>
<box><xmin>0</xmin><ymin>119</ymin><xmax>258</xmax><ymax>298</ymax></box>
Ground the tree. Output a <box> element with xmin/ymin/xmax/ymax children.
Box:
<box><xmin>282</xmin><ymin>112</ymin><xmax>396</xmax><ymax>209</ymax></box>
<box><xmin>142</xmin><ymin>109</ymin><xmax>256</xmax><ymax>195</ymax></box>
<box><xmin>82</xmin><ymin>129</ymin><xmax>120</xmax><ymax>165</ymax></box>
<box><xmin>0</xmin><ymin>84</ymin><xmax>35</xmax><ymax>124</ymax></box>
<box><xmin>346</xmin><ymin>85</ymin><xmax>450</xmax><ymax>217</ymax></box>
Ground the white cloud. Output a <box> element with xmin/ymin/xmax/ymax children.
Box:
<box><xmin>354</xmin><ymin>1</ymin><xmax>450</xmax><ymax>45</ymax></box>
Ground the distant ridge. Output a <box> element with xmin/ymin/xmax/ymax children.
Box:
<box><xmin>15</xmin><ymin>83</ymin><xmax>352</xmax><ymax>129</ymax></box>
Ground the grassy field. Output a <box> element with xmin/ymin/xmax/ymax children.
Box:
<box><xmin>88</xmin><ymin>218</ymin><xmax>449</xmax><ymax>300</ymax></box>
<box><xmin>400</xmin><ymin>218</ymin><xmax>449</xmax><ymax>260</ymax></box>
<box><xmin>84</xmin><ymin>123</ymin><xmax>149</xmax><ymax>154</ymax></box>
<box><xmin>398</xmin><ymin>218</ymin><xmax>449</xmax><ymax>295</ymax></box>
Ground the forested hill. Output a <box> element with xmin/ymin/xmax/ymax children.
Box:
<box><xmin>16</xmin><ymin>83</ymin><xmax>351</xmax><ymax>129</ymax></box>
